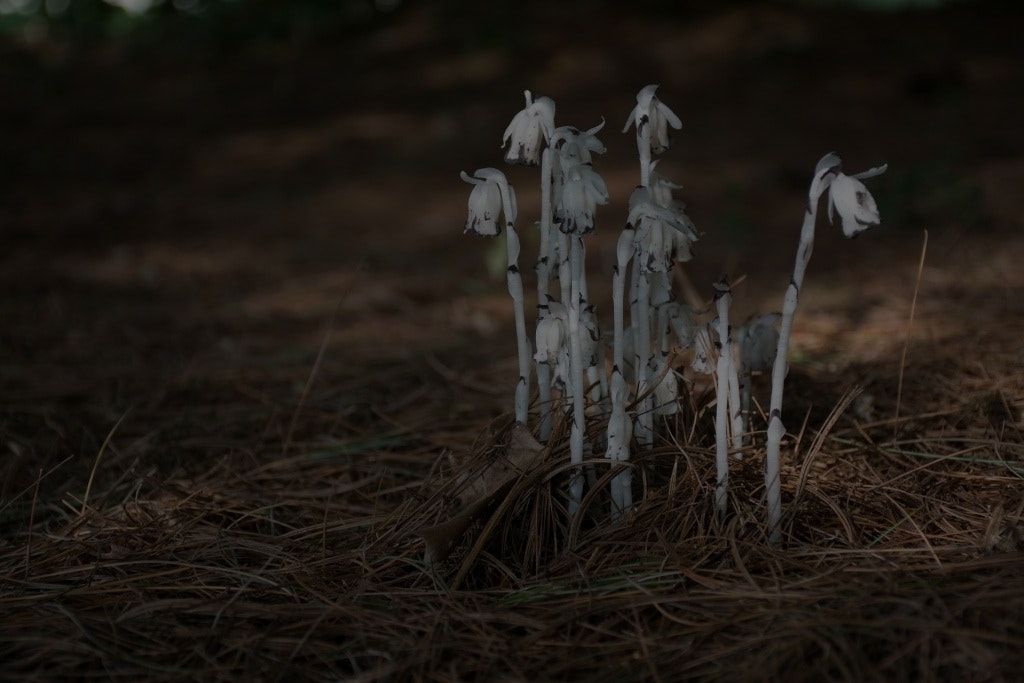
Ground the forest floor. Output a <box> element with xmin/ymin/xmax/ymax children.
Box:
<box><xmin>2</xmin><ymin>1</ymin><xmax>1024</xmax><ymax>679</ymax></box>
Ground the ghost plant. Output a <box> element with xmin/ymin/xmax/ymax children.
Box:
<box><xmin>648</xmin><ymin>164</ymin><xmax>697</xmax><ymax>417</ymax></box>
<box><xmin>711</xmin><ymin>278</ymin><xmax>735</xmax><ymax>516</ymax></box>
<box><xmin>623</xmin><ymin>84</ymin><xmax>683</xmax><ymax>185</ymax></box>
<box><xmin>606</xmin><ymin>214</ymin><xmax>637</xmax><ymax>510</ymax></box>
<box><xmin>502</xmin><ymin>91</ymin><xmax>558</xmax><ymax>440</ymax></box>
<box><xmin>621</xmin><ymin>87</ymin><xmax>687</xmax><ymax>451</ymax></box>
<box><xmin>624</xmin><ymin>182</ymin><xmax>697</xmax><ymax>446</ymax></box>
<box><xmin>553</xmin><ymin>130</ymin><xmax>609</xmax><ymax>515</ymax></box>
<box><xmin>764</xmin><ymin>153</ymin><xmax>886</xmax><ymax>543</ymax></box>
<box><xmin>461</xmin><ymin>168</ymin><xmax>531</xmax><ymax>426</ymax></box>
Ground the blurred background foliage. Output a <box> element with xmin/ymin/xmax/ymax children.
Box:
<box><xmin>0</xmin><ymin>0</ymin><xmax>968</xmax><ymax>51</ymax></box>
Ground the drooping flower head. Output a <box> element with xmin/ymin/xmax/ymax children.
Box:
<box><xmin>828</xmin><ymin>164</ymin><xmax>887</xmax><ymax>238</ymax></box>
<box><xmin>551</xmin><ymin>120</ymin><xmax>606</xmax><ymax>164</ymax></box>
<box><xmin>622</xmin><ymin>84</ymin><xmax>682</xmax><ymax>154</ymax></box>
<box><xmin>626</xmin><ymin>186</ymin><xmax>698</xmax><ymax>272</ymax></box>
<box><xmin>808</xmin><ymin>152</ymin><xmax>887</xmax><ymax>238</ymax></box>
<box><xmin>502</xmin><ymin>90</ymin><xmax>556</xmax><ymax>166</ymax></box>
<box><xmin>534</xmin><ymin>301</ymin><xmax>567</xmax><ymax>365</ymax></box>
<box><xmin>555</xmin><ymin>159</ymin><xmax>609</xmax><ymax>235</ymax></box>
<box><xmin>460</xmin><ymin>168</ymin><xmax>516</xmax><ymax>237</ymax></box>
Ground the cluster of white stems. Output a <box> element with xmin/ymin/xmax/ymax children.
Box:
<box><xmin>462</xmin><ymin>87</ymin><xmax>885</xmax><ymax>542</ymax></box>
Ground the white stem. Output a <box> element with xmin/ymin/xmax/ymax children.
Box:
<box><xmin>629</xmin><ymin>259</ymin><xmax>639</xmax><ymax>383</ymax></box>
<box><xmin>714</xmin><ymin>282</ymin><xmax>733</xmax><ymax>516</ymax></box>
<box><xmin>657</xmin><ymin>290</ymin><xmax>670</xmax><ymax>355</ymax></box>
<box><xmin>633</xmin><ymin>127</ymin><xmax>654</xmax><ymax>446</ymax></box>
<box><xmin>740</xmin><ymin>375</ymin><xmax>751</xmax><ymax>446</ymax></box>
<box><xmin>635</xmin><ymin>272</ymin><xmax>653</xmax><ymax>447</ymax></box>
<box><xmin>498</xmin><ymin>182</ymin><xmax>531</xmax><ymax>426</ymax></box>
<box><xmin>638</xmin><ymin>131</ymin><xmax>652</xmax><ymax>187</ymax></box>
<box><xmin>644</xmin><ymin>271</ymin><xmax>671</xmax><ymax>416</ymax></box>
<box><xmin>568</xmin><ymin>236</ymin><xmax>586</xmax><ymax>515</ymax></box>
<box><xmin>558</xmin><ymin>233</ymin><xmax>571</xmax><ymax>311</ymax></box>
<box><xmin>729</xmin><ymin>346</ymin><xmax>743</xmax><ymax>455</ymax></box>
<box><xmin>609</xmin><ymin>228</ymin><xmax>634</xmax><ymax>514</ymax></box>
<box><xmin>536</xmin><ymin>149</ymin><xmax>555</xmax><ymax>442</ymax></box>
<box><xmin>766</xmin><ymin>193</ymin><xmax>822</xmax><ymax>544</ymax></box>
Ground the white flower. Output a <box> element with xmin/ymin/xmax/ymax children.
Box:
<box><xmin>552</xmin><ymin>120</ymin><xmax>606</xmax><ymax>164</ymax></box>
<box><xmin>736</xmin><ymin>313</ymin><xmax>781</xmax><ymax>374</ymax></box>
<box><xmin>627</xmin><ymin>187</ymin><xmax>698</xmax><ymax>272</ymax></box>
<box><xmin>828</xmin><ymin>164</ymin><xmax>887</xmax><ymax>238</ymax></box>
<box><xmin>460</xmin><ymin>168</ymin><xmax>516</xmax><ymax>237</ymax></box>
<box><xmin>622</xmin><ymin>84</ymin><xmax>682</xmax><ymax>154</ymax></box>
<box><xmin>534</xmin><ymin>303</ymin><xmax>567</xmax><ymax>365</ymax></box>
<box><xmin>502</xmin><ymin>90</ymin><xmax>556</xmax><ymax>166</ymax></box>
<box><xmin>556</xmin><ymin>159</ymin><xmax>609</xmax><ymax>235</ymax></box>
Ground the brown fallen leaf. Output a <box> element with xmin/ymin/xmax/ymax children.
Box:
<box><xmin>419</xmin><ymin>423</ymin><xmax>546</xmax><ymax>565</ymax></box>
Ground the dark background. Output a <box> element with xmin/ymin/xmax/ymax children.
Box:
<box><xmin>3</xmin><ymin>0</ymin><xmax>1023</xmax><ymax>519</ymax></box>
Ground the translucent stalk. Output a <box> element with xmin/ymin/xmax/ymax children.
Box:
<box><xmin>536</xmin><ymin>148</ymin><xmax>555</xmax><ymax>441</ymax></box>
<box><xmin>497</xmin><ymin>181</ymin><xmax>531</xmax><ymax>425</ymax></box>
<box><xmin>766</xmin><ymin>158</ymin><xmax>835</xmax><ymax>544</ymax></box>
<box><xmin>713</xmin><ymin>280</ymin><xmax>733</xmax><ymax>516</ymax></box>
<box><xmin>567</xmin><ymin>235</ymin><xmax>586</xmax><ymax>515</ymax></box>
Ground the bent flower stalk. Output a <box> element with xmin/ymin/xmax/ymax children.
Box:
<box><xmin>461</xmin><ymin>168</ymin><xmax>532</xmax><ymax>426</ymax></box>
<box><xmin>502</xmin><ymin>90</ymin><xmax>558</xmax><ymax>440</ymax></box>
<box><xmin>765</xmin><ymin>153</ymin><xmax>886</xmax><ymax>544</ymax></box>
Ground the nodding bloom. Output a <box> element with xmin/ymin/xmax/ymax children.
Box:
<box><xmin>691</xmin><ymin>324</ymin><xmax>716</xmax><ymax>375</ymax></box>
<box><xmin>552</xmin><ymin>120</ymin><xmax>606</xmax><ymax>164</ymax></box>
<box><xmin>534</xmin><ymin>302</ymin><xmax>567</xmax><ymax>366</ymax></box>
<box><xmin>556</xmin><ymin>159</ymin><xmax>609</xmax><ymax>235</ymax></box>
<box><xmin>627</xmin><ymin>186</ymin><xmax>698</xmax><ymax>272</ymax></box>
<box><xmin>502</xmin><ymin>90</ymin><xmax>556</xmax><ymax>166</ymax></box>
<box><xmin>828</xmin><ymin>163</ymin><xmax>887</xmax><ymax>238</ymax></box>
<box><xmin>460</xmin><ymin>168</ymin><xmax>517</xmax><ymax>237</ymax></box>
<box><xmin>737</xmin><ymin>313</ymin><xmax>782</xmax><ymax>375</ymax></box>
<box><xmin>622</xmin><ymin>84</ymin><xmax>682</xmax><ymax>154</ymax></box>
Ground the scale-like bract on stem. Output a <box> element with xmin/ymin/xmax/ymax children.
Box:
<box><xmin>623</xmin><ymin>84</ymin><xmax>683</xmax><ymax>156</ymax></box>
<box><xmin>765</xmin><ymin>153</ymin><xmax>886</xmax><ymax>544</ymax></box>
